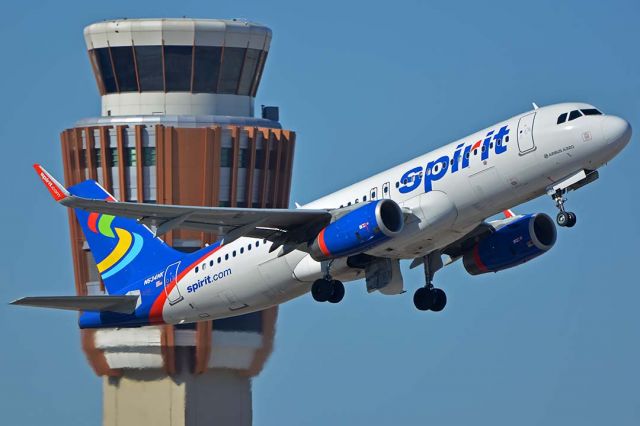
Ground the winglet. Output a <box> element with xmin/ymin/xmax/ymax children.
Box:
<box><xmin>503</xmin><ymin>209</ymin><xmax>515</xmax><ymax>219</ymax></box>
<box><xmin>33</xmin><ymin>164</ymin><xmax>70</xmax><ymax>202</ymax></box>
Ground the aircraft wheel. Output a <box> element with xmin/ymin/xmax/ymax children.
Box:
<box><xmin>430</xmin><ymin>288</ymin><xmax>447</xmax><ymax>312</ymax></box>
<box><xmin>556</xmin><ymin>211</ymin><xmax>570</xmax><ymax>227</ymax></box>
<box><xmin>328</xmin><ymin>280</ymin><xmax>345</xmax><ymax>304</ymax></box>
<box><xmin>566</xmin><ymin>212</ymin><xmax>577</xmax><ymax>228</ymax></box>
<box><xmin>311</xmin><ymin>279</ymin><xmax>332</xmax><ymax>302</ymax></box>
<box><xmin>413</xmin><ymin>287</ymin><xmax>436</xmax><ymax>311</ymax></box>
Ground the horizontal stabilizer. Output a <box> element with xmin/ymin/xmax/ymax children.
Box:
<box><xmin>10</xmin><ymin>295</ymin><xmax>139</xmax><ymax>314</ymax></box>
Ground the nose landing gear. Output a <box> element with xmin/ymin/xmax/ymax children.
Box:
<box><xmin>413</xmin><ymin>253</ymin><xmax>447</xmax><ymax>312</ymax></box>
<box><xmin>552</xmin><ymin>190</ymin><xmax>577</xmax><ymax>228</ymax></box>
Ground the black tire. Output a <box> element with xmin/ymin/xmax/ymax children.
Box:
<box><xmin>566</xmin><ymin>212</ymin><xmax>577</xmax><ymax>228</ymax></box>
<box><xmin>556</xmin><ymin>211</ymin><xmax>569</xmax><ymax>227</ymax></box>
<box><xmin>311</xmin><ymin>279</ymin><xmax>332</xmax><ymax>302</ymax></box>
<box><xmin>328</xmin><ymin>280</ymin><xmax>345</xmax><ymax>304</ymax></box>
<box><xmin>430</xmin><ymin>288</ymin><xmax>447</xmax><ymax>312</ymax></box>
<box><xmin>413</xmin><ymin>287</ymin><xmax>435</xmax><ymax>311</ymax></box>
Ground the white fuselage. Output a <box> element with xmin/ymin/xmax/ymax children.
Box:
<box><xmin>161</xmin><ymin>102</ymin><xmax>632</xmax><ymax>324</ymax></box>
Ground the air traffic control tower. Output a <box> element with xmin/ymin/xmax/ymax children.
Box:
<box><xmin>59</xmin><ymin>18</ymin><xmax>295</xmax><ymax>426</ymax></box>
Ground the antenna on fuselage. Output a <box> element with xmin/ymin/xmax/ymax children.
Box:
<box><xmin>532</xmin><ymin>102</ymin><xmax>540</xmax><ymax>110</ymax></box>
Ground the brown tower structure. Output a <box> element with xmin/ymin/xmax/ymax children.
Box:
<box><xmin>59</xmin><ymin>18</ymin><xmax>295</xmax><ymax>425</ymax></box>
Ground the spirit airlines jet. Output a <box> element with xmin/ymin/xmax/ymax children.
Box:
<box><xmin>13</xmin><ymin>102</ymin><xmax>631</xmax><ymax>328</ymax></box>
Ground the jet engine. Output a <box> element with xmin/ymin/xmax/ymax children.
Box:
<box><xmin>463</xmin><ymin>213</ymin><xmax>557</xmax><ymax>275</ymax></box>
<box><xmin>309</xmin><ymin>199</ymin><xmax>404</xmax><ymax>261</ymax></box>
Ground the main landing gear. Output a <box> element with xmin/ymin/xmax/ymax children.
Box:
<box><xmin>413</xmin><ymin>253</ymin><xmax>447</xmax><ymax>312</ymax></box>
<box><xmin>552</xmin><ymin>190</ymin><xmax>577</xmax><ymax>228</ymax></box>
<box><xmin>311</xmin><ymin>261</ymin><xmax>345</xmax><ymax>304</ymax></box>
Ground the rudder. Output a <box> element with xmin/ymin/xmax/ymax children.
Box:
<box><xmin>67</xmin><ymin>180</ymin><xmax>184</xmax><ymax>295</ymax></box>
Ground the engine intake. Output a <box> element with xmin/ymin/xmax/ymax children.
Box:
<box><xmin>463</xmin><ymin>213</ymin><xmax>557</xmax><ymax>275</ymax></box>
<box><xmin>310</xmin><ymin>199</ymin><xmax>404</xmax><ymax>261</ymax></box>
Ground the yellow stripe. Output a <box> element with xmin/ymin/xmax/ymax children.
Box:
<box><xmin>97</xmin><ymin>228</ymin><xmax>132</xmax><ymax>272</ymax></box>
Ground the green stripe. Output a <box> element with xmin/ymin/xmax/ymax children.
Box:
<box><xmin>98</xmin><ymin>215</ymin><xmax>115</xmax><ymax>238</ymax></box>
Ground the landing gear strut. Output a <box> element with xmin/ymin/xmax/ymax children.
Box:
<box><xmin>552</xmin><ymin>190</ymin><xmax>577</xmax><ymax>228</ymax></box>
<box><xmin>311</xmin><ymin>261</ymin><xmax>345</xmax><ymax>304</ymax></box>
<box><xmin>413</xmin><ymin>253</ymin><xmax>447</xmax><ymax>312</ymax></box>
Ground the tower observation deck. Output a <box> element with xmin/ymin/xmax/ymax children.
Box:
<box><xmin>59</xmin><ymin>18</ymin><xmax>295</xmax><ymax>426</ymax></box>
<box><xmin>86</xmin><ymin>18</ymin><xmax>271</xmax><ymax>117</ymax></box>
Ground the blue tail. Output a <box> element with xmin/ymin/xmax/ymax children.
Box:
<box><xmin>68</xmin><ymin>180</ymin><xmax>184</xmax><ymax>295</ymax></box>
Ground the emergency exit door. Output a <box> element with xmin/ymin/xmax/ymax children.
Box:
<box><xmin>517</xmin><ymin>112</ymin><xmax>537</xmax><ymax>154</ymax></box>
<box><xmin>164</xmin><ymin>261</ymin><xmax>183</xmax><ymax>305</ymax></box>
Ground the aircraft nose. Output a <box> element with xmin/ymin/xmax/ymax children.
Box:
<box><xmin>602</xmin><ymin>115</ymin><xmax>632</xmax><ymax>148</ymax></box>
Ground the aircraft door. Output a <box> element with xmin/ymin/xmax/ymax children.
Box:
<box><xmin>517</xmin><ymin>112</ymin><xmax>537</xmax><ymax>154</ymax></box>
<box><xmin>382</xmin><ymin>182</ymin><xmax>391</xmax><ymax>199</ymax></box>
<box><xmin>164</xmin><ymin>261</ymin><xmax>183</xmax><ymax>305</ymax></box>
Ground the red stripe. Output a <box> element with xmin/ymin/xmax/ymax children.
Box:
<box><xmin>472</xmin><ymin>245</ymin><xmax>489</xmax><ymax>273</ymax></box>
<box><xmin>317</xmin><ymin>228</ymin><xmax>331</xmax><ymax>257</ymax></box>
<box><xmin>471</xmin><ymin>140</ymin><xmax>482</xmax><ymax>150</ymax></box>
<box><xmin>148</xmin><ymin>245</ymin><xmax>223</xmax><ymax>324</ymax></box>
<box><xmin>88</xmin><ymin>213</ymin><xmax>99</xmax><ymax>233</ymax></box>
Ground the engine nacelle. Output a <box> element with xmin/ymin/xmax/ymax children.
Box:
<box><xmin>310</xmin><ymin>199</ymin><xmax>404</xmax><ymax>261</ymax></box>
<box><xmin>463</xmin><ymin>213</ymin><xmax>557</xmax><ymax>275</ymax></box>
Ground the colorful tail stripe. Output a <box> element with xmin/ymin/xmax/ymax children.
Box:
<box><xmin>101</xmin><ymin>232</ymin><xmax>144</xmax><ymax>279</ymax></box>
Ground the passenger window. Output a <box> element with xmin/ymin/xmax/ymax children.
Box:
<box><xmin>209</xmin><ymin>260</ymin><xmax>213</xmax><ymax>267</ymax></box>
<box><xmin>256</xmin><ymin>241</ymin><xmax>260</xmax><ymax>248</ymax></box>
<box><xmin>505</xmin><ymin>136</ymin><xmax>509</xmax><ymax>142</ymax></box>
<box><xmin>363</xmin><ymin>196</ymin><xmax>367</xmax><ymax>202</ymax></box>
<box><xmin>248</xmin><ymin>244</ymin><xmax>252</xmax><ymax>251</ymax></box>
<box><xmin>557</xmin><ymin>113</ymin><xmax>568</xmax><ymax>124</ymax></box>
<box><xmin>240</xmin><ymin>247</ymin><xmax>244</xmax><ymax>254</ymax></box>
<box><xmin>217</xmin><ymin>257</ymin><xmax>221</xmax><ymax>263</ymax></box>
<box><xmin>202</xmin><ymin>263</ymin><xmax>206</xmax><ymax>270</ymax></box>
<box><xmin>347</xmin><ymin>202</ymin><xmax>352</xmax><ymax>206</ymax></box>
<box><xmin>581</xmin><ymin>108</ymin><xmax>602</xmax><ymax>116</ymax></box>
<box><xmin>384</xmin><ymin>186</ymin><xmax>388</xmax><ymax>193</ymax></box>
<box><xmin>395</xmin><ymin>182</ymin><xmax>399</xmax><ymax>188</ymax></box>
<box><xmin>568</xmin><ymin>110</ymin><xmax>583</xmax><ymax>121</ymax></box>
<box><xmin>233</xmin><ymin>250</ymin><xmax>236</xmax><ymax>257</ymax></box>
<box><xmin>225</xmin><ymin>254</ymin><xmax>229</xmax><ymax>260</ymax></box>
<box><xmin>195</xmin><ymin>266</ymin><xmax>199</xmax><ymax>273</ymax></box>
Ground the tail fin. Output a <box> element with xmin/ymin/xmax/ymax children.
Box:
<box><xmin>67</xmin><ymin>180</ymin><xmax>184</xmax><ymax>295</ymax></box>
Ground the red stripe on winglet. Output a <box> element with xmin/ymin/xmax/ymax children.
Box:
<box><xmin>33</xmin><ymin>164</ymin><xmax>66</xmax><ymax>202</ymax></box>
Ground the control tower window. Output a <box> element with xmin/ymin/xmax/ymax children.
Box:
<box><xmin>238</xmin><ymin>49</ymin><xmax>261</xmax><ymax>96</ymax></box>
<box><xmin>193</xmin><ymin>46</ymin><xmax>222</xmax><ymax>93</ymax></box>
<box><xmin>164</xmin><ymin>46</ymin><xmax>193</xmax><ymax>92</ymax></box>
<box><xmin>219</xmin><ymin>47</ymin><xmax>245</xmax><ymax>94</ymax></box>
<box><xmin>94</xmin><ymin>48</ymin><xmax>118</xmax><ymax>94</ymax></box>
<box><xmin>557</xmin><ymin>113</ymin><xmax>568</xmax><ymax>124</ymax></box>
<box><xmin>568</xmin><ymin>110</ymin><xmax>583</xmax><ymax>121</ymax></box>
<box><xmin>581</xmin><ymin>108</ymin><xmax>603</xmax><ymax>116</ymax></box>
<box><xmin>111</xmin><ymin>46</ymin><xmax>138</xmax><ymax>92</ymax></box>
<box><xmin>135</xmin><ymin>46</ymin><xmax>164</xmax><ymax>91</ymax></box>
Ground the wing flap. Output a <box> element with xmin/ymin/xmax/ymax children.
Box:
<box><xmin>10</xmin><ymin>295</ymin><xmax>139</xmax><ymax>314</ymax></box>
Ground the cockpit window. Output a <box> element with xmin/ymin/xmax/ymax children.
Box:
<box><xmin>557</xmin><ymin>113</ymin><xmax>568</xmax><ymax>124</ymax></box>
<box><xmin>568</xmin><ymin>110</ymin><xmax>583</xmax><ymax>121</ymax></box>
<box><xmin>581</xmin><ymin>108</ymin><xmax>603</xmax><ymax>116</ymax></box>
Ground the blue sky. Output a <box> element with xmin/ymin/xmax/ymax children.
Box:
<box><xmin>1</xmin><ymin>0</ymin><xmax>639</xmax><ymax>424</ymax></box>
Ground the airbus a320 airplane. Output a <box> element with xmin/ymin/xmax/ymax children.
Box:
<box><xmin>13</xmin><ymin>102</ymin><xmax>631</xmax><ymax>328</ymax></box>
